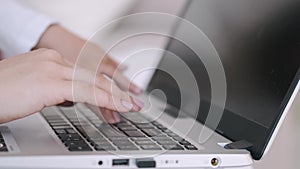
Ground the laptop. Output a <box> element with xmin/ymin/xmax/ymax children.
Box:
<box><xmin>0</xmin><ymin>0</ymin><xmax>299</xmax><ymax>168</ymax></box>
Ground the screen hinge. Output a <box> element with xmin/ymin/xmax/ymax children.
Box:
<box><xmin>224</xmin><ymin>140</ymin><xmax>253</xmax><ymax>150</ymax></box>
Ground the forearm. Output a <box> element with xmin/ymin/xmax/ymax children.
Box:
<box><xmin>35</xmin><ymin>24</ymin><xmax>85</xmax><ymax>63</ymax></box>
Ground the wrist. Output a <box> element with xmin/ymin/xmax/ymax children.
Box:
<box><xmin>34</xmin><ymin>24</ymin><xmax>85</xmax><ymax>63</ymax></box>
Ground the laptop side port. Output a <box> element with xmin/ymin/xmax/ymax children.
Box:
<box><xmin>136</xmin><ymin>158</ymin><xmax>156</xmax><ymax>168</ymax></box>
<box><xmin>112</xmin><ymin>159</ymin><xmax>129</xmax><ymax>166</ymax></box>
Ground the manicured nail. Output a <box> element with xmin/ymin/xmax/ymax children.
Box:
<box><xmin>133</xmin><ymin>87</ymin><xmax>142</xmax><ymax>94</ymax></box>
<box><xmin>122</xmin><ymin>100</ymin><xmax>133</xmax><ymax>110</ymax></box>
<box><xmin>133</xmin><ymin>98</ymin><xmax>144</xmax><ymax>108</ymax></box>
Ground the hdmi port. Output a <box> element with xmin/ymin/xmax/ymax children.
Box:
<box><xmin>112</xmin><ymin>159</ymin><xmax>129</xmax><ymax>166</ymax></box>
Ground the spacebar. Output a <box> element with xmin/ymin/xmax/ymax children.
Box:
<box><xmin>98</xmin><ymin>127</ymin><xmax>126</xmax><ymax>138</ymax></box>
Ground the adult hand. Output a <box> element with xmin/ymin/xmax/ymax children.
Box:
<box><xmin>0</xmin><ymin>49</ymin><xmax>142</xmax><ymax>123</ymax></box>
<box><xmin>35</xmin><ymin>25</ymin><xmax>143</xmax><ymax>123</ymax></box>
<box><xmin>35</xmin><ymin>24</ymin><xmax>141</xmax><ymax>94</ymax></box>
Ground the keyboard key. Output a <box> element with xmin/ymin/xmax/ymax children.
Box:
<box><xmin>74</xmin><ymin>126</ymin><xmax>97</xmax><ymax>137</ymax></box>
<box><xmin>72</xmin><ymin>122</ymin><xmax>90</xmax><ymax>126</ymax></box>
<box><xmin>179</xmin><ymin>140</ymin><xmax>192</xmax><ymax>146</ymax></box>
<box><xmin>114</xmin><ymin>123</ymin><xmax>132</xmax><ymax>128</ymax></box>
<box><xmin>158</xmin><ymin>127</ymin><xmax>168</xmax><ymax>131</ymax></box>
<box><xmin>84</xmin><ymin>129</ymin><xmax>102</xmax><ymax>136</ymax></box>
<box><xmin>98</xmin><ymin>127</ymin><xmax>126</xmax><ymax>138</ymax></box>
<box><xmin>59</xmin><ymin>134</ymin><xmax>82</xmax><ymax>142</ymax></box>
<box><xmin>135</xmin><ymin>124</ymin><xmax>155</xmax><ymax>129</ymax></box>
<box><xmin>185</xmin><ymin>145</ymin><xmax>198</xmax><ymax>150</ymax></box>
<box><xmin>87</xmin><ymin>137</ymin><xmax>107</xmax><ymax>143</ymax></box>
<box><xmin>135</xmin><ymin>140</ymin><xmax>156</xmax><ymax>145</ymax></box>
<box><xmin>112</xmin><ymin>140</ymin><xmax>134</xmax><ymax>146</ymax></box>
<box><xmin>95</xmin><ymin>145</ymin><xmax>116</xmax><ymax>151</ymax></box>
<box><xmin>66</xmin><ymin>129</ymin><xmax>77</xmax><ymax>134</ymax></box>
<box><xmin>59</xmin><ymin>133</ymin><xmax>81</xmax><ymax>139</ymax></box>
<box><xmin>62</xmin><ymin>137</ymin><xmax>82</xmax><ymax>142</ymax></box>
<box><xmin>152</xmin><ymin>137</ymin><xmax>173</xmax><ymax>141</ymax></box>
<box><xmin>68</xmin><ymin>145</ymin><xmax>92</xmax><ymax>151</ymax></box>
<box><xmin>64</xmin><ymin>140</ymin><xmax>87</xmax><ymax>147</ymax></box>
<box><xmin>156</xmin><ymin>140</ymin><xmax>177</xmax><ymax>145</ymax></box>
<box><xmin>90</xmin><ymin>121</ymin><xmax>103</xmax><ymax>125</ymax></box>
<box><xmin>52</xmin><ymin>126</ymin><xmax>72</xmax><ymax>130</ymax></box>
<box><xmin>151</xmin><ymin>121</ymin><xmax>161</xmax><ymax>126</ymax></box>
<box><xmin>142</xmin><ymin>129</ymin><xmax>162</xmax><ymax>137</ymax></box>
<box><xmin>171</xmin><ymin>136</ymin><xmax>184</xmax><ymax>142</ymax></box>
<box><xmin>46</xmin><ymin>117</ymin><xmax>64</xmax><ymax>121</ymax></box>
<box><xmin>163</xmin><ymin>129</ymin><xmax>173</xmax><ymax>133</ymax></box>
<box><xmin>118</xmin><ymin>126</ymin><xmax>137</xmax><ymax>131</ymax></box>
<box><xmin>55</xmin><ymin>129</ymin><xmax>67</xmax><ymax>134</ymax></box>
<box><xmin>117</xmin><ymin>145</ymin><xmax>139</xmax><ymax>150</ymax></box>
<box><xmin>130</xmin><ymin>138</ymin><xmax>151</xmax><ymax>141</ymax></box>
<box><xmin>124</xmin><ymin>130</ymin><xmax>146</xmax><ymax>137</ymax></box>
<box><xmin>156</xmin><ymin>126</ymin><xmax>168</xmax><ymax>130</ymax></box>
<box><xmin>108</xmin><ymin>137</ymin><xmax>129</xmax><ymax>141</ymax></box>
<box><xmin>50</xmin><ymin>122</ymin><xmax>69</xmax><ymax>126</ymax></box>
<box><xmin>167</xmin><ymin>133</ymin><xmax>180</xmax><ymax>137</ymax></box>
<box><xmin>140</xmin><ymin>145</ymin><xmax>161</xmax><ymax>150</ymax></box>
<box><xmin>86</xmin><ymin>135</ymin><xmax>106</xmax><ymax>142</ymax></box>
<box><xmin>91</xmin><ymin>141</ymin><xmax>112</xmax><ymax>147</ymax></box>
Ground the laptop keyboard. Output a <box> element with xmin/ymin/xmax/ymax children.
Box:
<box><xmin>41</xmin><ymin>104</ymin><xmax>198</xmax><ymax>152</ymax></box>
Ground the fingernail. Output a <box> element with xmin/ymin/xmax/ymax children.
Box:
<box><xmin>112</xmin><ymin>112</ymin><xmax>120</xmax><ymax>123</ymax></box>
<box><xmin>121</xmin><ymin>100</ymin><xmax>133</xmax><ymax>110</ymax></box>
<box><xmin>133</xmin><ymin>87</ymin><xmax>142</xmax><ymax>94</ymax></box>
<box><xmin>133</xmin><ymin>98</ymin><xmax>144</xmax><ymax>108</ymax></box>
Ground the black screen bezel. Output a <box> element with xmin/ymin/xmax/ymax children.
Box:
<box><xmin>146</xmin><ymin>0</ymin><xmax>300</xmax><ymax>160</ymax></box>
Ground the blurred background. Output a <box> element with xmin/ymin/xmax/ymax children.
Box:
<box><xmin>17</xmin><ymin>0</ymin><xmax>299</xmax><ymax>168</ymax></box>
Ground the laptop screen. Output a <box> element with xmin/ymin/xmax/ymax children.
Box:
<box><xmin>147</xmin><ymin>0</ymin><xmax>300</xmax><ymax>160</ymax></box>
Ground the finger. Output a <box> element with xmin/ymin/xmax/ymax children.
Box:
<box><xmin>51</xmin><ymin>56</ymin><xmax>144</xmax><ymax>111</ymax></box>
<box><xmin>58</xmin><ymin>66</ymin><xmax>144</xmax><ymax>111</ymax></box>
<box><xmin>99</xmin><ymin>108</ymin><xmax>115</xmax><ymax>124</ymax></box>
<box><xmin>103</xmin><ymin>57</ymin><xmax>118</xmax><ymax>69</ymax></box>
<box><xmin>112</xmin><ymin>111</ymin><xmax>121</xmax><ymax>122</ymax></box>
<box><xmin>99</xmin><ymin>108</ymin><xmax>120</xmax><ymax>124</ymax></box>
<box><xmin>103</xmin><ymin>57</ymin><xmax>127</xmax><ymax>71</ymax></box>
<box><xmin>62</xmin><ymin>66</ymin><xmax>133</xmax><ymax>102</ymax></box>
<box><xmin>113</xmin><ymin>71</ymin><xmax>142</xmax><ymax>95</ymax></box>
<box><xmin>55</xmin><ymin>80</ymin><xmax>138</xmax><ymax>112</ymax></box>
<box><xmin>61</xmin><ymin>57</ymin><xmax>74</xmax><ymax>68</ymax></box>
<box><xmin>98</xmin><ymin>56</ymin><xmax>141</xmax><ymax>94</ymax></box>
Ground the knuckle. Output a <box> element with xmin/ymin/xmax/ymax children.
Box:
<box><xmin>35</xmin><ymin>61</ymin><xmax>64</xmax><ymax>76</ymax></box>
<box><xmin>41</xmin><ymin>49</ymin><xmax>62</xmax><ymax>60</ymax></box>
<box><xmin>96</xmin><ymin>75</ymin><xmax>107</xmax><ymax>85</ymax></box>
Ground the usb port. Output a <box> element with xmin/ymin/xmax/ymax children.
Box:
<box><xmin>112</xmin><ymin>159</ymin><xmax>129</xmax><ymax>166</ymax></box>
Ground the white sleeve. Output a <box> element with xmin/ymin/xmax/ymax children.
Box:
<box><xmin>0</xmin><ymin>0</ymin><xmax>56</xmax><ymax>58</ymax></box>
